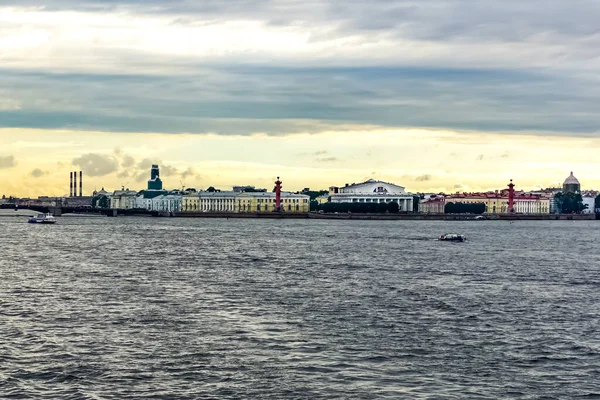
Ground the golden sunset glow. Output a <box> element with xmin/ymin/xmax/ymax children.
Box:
<box><xmin>1</xmin><ymin>127</ymin><xmax>598</xmax><ymax>197</ymax></box>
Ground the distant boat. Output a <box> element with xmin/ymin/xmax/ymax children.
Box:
<box><xmin>439</xmin><ymin>233</ymin><xmax>466</xmax><ymax>242</ymax></box>
<box><xmin>474</xmin><ymin>215</ymin><xmax>485</xmax><ymax>220</ymax></box>
<box><xmin>28</xmin><ymin>213</ymin><xmax>57</xmax><ymax>224</ymax></box>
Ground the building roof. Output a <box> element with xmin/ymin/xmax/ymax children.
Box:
<box><xmin>237</xmin><ymin>191</ymin><xmax>309</xmax><ymax>198</ymax></box>
<box><xmin>564</xmin><ymin>171</ymin><xmax>580</xmax><ymax>185</ymax></box>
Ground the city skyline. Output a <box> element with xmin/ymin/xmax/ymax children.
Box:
<box><xmin>2</xmin><ymin>1</ymin><xmax>600</xmax><ymax>196</ymax></box>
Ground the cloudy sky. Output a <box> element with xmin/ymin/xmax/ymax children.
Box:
<box><xmin>1</xmin><ymin>0</ymin><xmax>599</xmax><ymax>196</ymax></box>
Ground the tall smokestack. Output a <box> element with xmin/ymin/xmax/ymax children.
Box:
<box><xmin>79</xmin><ymin>171</ymin><xmax>83</xmax><ymax>197</ymax></box>
<box><xmin>70</xmin><ymin>172</ymin><xmax>73</xmax><ymax>197</ymax></box>
<box><xmin>73</xmin><ymin>171</ymin><xmax>77</xmax><ymax>198</ymax></box>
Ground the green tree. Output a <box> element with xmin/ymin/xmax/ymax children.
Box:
<box><xmin>206</xmin><ymin>186</ymin><xmax>216</xmax><ymax>192</ymax></box>
<box><xmin>310</xmin><ymin>200</ymin><xmax>319</xmax><ymax>211</ymax></box>
<box><xmin>301</xmin><ymin>188</ymin><xmax>329</xmax><ymax>200</ymax></box>
<box><xmin>412</xmin><ymin>195</ymin><xmax>420</xmax><ymax>213</ymax></box>
<box><xmin>92</xmin><ymin>195</ymin><xmax>110</xmax><ymax>209</ymax></box>
<box><xmin>595</xmin><ymin>194</ymin><xmax>600</xmax><ymax>212</ymax></box>
<box><xmin>555</xmin><ymin>192</ymin><xmax>585</xmax><ymax>214</ymax></box>
<box><xmin>387</xmin><ymin>201</ymin><xmax>399</xmax><ymax>213</ymax></box>
<box><xmin>445</xmin><ymin>202</ymin><xmax>485</xmax><ymax>214</ymax></box>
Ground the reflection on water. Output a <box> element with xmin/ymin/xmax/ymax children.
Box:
<box><xmin>1</xmin><ymin>216</ymin><xmax>599</xmax><ymax>399</ymax></box>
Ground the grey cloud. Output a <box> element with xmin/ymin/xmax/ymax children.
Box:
<box><xmin>121</xmin><ymin>155</ymin><xmax>135</xmax><ymax>168</ymax></box>
<box><xmin>117</xmin><ymin>170</ymin><xmax>130</xmax><ymax>179</ymax></box>
<box><xmin>316</xmin><ymin>157</ymin><xmax>338</xmax><ymax>163</ymax></box>
<box><xmin>1</xmin><ymin>2</ymin><xmax>600</xmax><ymax>137</ymax></box>
<box><xmin>415</xmin><ymin>174</ymin><xmax>432</xmax><ymax>182</ymax></box>
<box><xmin>30</xmin><ymin>168</ymin><xmax>48</xmax><ymax>178</ymax></box>
<box><xmin>72</xmin><ymin>153</ymin><xmax>118</xmax><ymax>176</ymax></box>
<box><xmin>3</xmin><ymin>64</ymin><xmax>599</xmax><ymax>137</ymax></box>
<box><xmin>181</xmin><ymin>167</ymin><xmax>197</xmax><ymax>180</ymax></box>
<box><xmin>0</xmin><ymin>155</ymin><xmax>16</xmax><ymax>169</ymax></box>
<box><xmin>137</xmin><ymin>158</ymin><xmax>157</xmax><ymax>170</ymax></box>
<box><xmin>135</xmin><ymin>172</ymin><xmax>147</xmax><ymax>183</ymax></box>
<box><xmin>160</xmin><ymin>165</ymin><xmax>179</xmax><ymax>176</ymax></box>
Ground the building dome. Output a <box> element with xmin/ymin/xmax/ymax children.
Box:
<box><xmin>563</xmin><ymin>172</ymin><xmax>580</xmax><ymax>185</ymax></box>
<box><xmin>562</xmin><ymin>172</ymin><xmax>581</xmax><ymax>194</ymax></box>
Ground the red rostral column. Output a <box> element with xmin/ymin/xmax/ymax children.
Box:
<box><xmin>275</xmin><ymin>176</ymin><xmax>282</xmax><ymax>211</ymax></box>
<box><xmin>508</xmin><ymin>179</ymin><xmax>515</xmax><ymax>213</ymax></box>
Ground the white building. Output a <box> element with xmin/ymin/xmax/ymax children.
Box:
<box><xmin>135</xmin><ymin>193</ymin><xmax>182</xmax><ymax>212</ymax></box>
<box><xmin>582</xmin><ymin>191</ymin><xmax>598</xmax><ymax>214</ymax></box>
<box><xmin>198</xmin><ymin>191</ymin><xmax>237</xmax><ymax>212</ymax></box>
<box><xmin>110</xmin><ymin>190</ymin><xmax>139</xmax><ymax>209</ymax></box>
<box><xmin>329</xmin><ymin>179</ymin><xmax>414</xmax><ymax>212</ymax></box>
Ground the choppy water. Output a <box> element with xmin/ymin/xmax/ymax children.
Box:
<box><xmin>1</xmin><ymin>214</ymin><xmax>599</xmax><ymax>399</ymax></box>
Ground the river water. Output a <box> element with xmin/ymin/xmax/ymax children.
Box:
<box><xmin>1</xmin><ymin>214</ymin><xmax>599</xmax><ymax>399</ymax></box>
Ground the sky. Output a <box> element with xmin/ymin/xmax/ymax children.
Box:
<box><xmin>1</xmin><ymin>0</ymin><xmax>599</xmax><ymax>197</ymax></box>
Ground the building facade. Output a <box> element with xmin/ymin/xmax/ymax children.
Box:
<box><xmin>582</xmin><ymin>191</ymin><xmax>598</xmax><ymax>214</ymax></box>
<box><xmin>182</xmin><ymin>193</ymin><xmax>201</xmax><ymax>212</ymax></box>
<box><xmin>236</xmin><ymin>191</ymin><xmax>310</xmax><ymax>213</ymax></box>
<box><xmin>420</xmin><ymin>195</ymin><xmax>445</xmax><ymax>213</ymax></box>
<box><xmin>328</xmin><ymin>179</ymin><xmax>414</xmax><ymax>212</ymax></box>
<box><xmin>135</xmin><ymin>193</ymin><xmax>182</xmax><ymax>212</ymax></box>
<box><xmin>198</xmin><ymin>191</ymin><xmax>237</xmax><ymax>212</ymax></box>
<box><xmin>446</xmin><ymin>191</ymin><xmax>551</xmax><ymax>214</ymax></box>
<box><xmin>110</xmin><ymin>190</ymin><xmax>138</xmax><ymax>209</ymax></box>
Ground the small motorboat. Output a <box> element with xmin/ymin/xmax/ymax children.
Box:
<box><xmin>28</xmin><ymin>213</ymin><xmax>57</xmax><ymax>224</ymax></box>
<box><xmin>439</xmin><ymin>233</ymin><xmax>466</xmax><ymax>242</ymax></box>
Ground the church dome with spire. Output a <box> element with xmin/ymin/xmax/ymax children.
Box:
<box><xmin>563</xmin><ymin>172</ymin><xmax>581</xmax><ymax>193</ymax></box>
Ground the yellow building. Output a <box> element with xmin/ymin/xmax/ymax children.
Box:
<box><xmin>197</xmin><ymin>191</ymin><xmax>237</xmax><ymax>212</ymax></box>
<box><xmin>180</xmin><ymin>190</ymin><xmax>310</xmax><ymax>213</ymax></box>
<box><xmin>182</xmin><ymin>193</ymin><xmax>201</xmax><ymax>212</ymax></box>
<box><xmin>236</xmin><ymin>192</ymin><xmax>310</xmax><ymax>213</ymax></box>
<box><xmin>446</xmin><ymin>191</ymin><xmax>550</xmax><ymax>214</ymax></box>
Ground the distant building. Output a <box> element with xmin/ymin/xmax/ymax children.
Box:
<box><xmin>197</xmin><ymin>191</ymin><xmax>237</xmax><ymax>212</ymax></box>
<box><xmin>328</xmin><ymin>179</ymin><xmax>414</xmax><ymax>212</ymax></box>
<box><xmin>148</xmin><ymin>164</ymin><xmax>163</xmax><ymax>191</ymax></box>
<box><xmin>179</xmin><ymin>189</ymin><xmax>310</xmax><ymax>213</ymax></box>
<box><xmin>315</xmin><ymin>195</ymin><xmax>330</xmax><ymax>205</ymax></box>
<box><xmin>582</xmin><ymin>191</ymin><xmax>598</xmax><ymax>214</ymax></box>
<box><xmin>232</xmin><ymin>185</ymin><xmax>267</xmax><ymax>193</ymax></box>
<box><xmin>182</xmin><ymin>192</ymin><xmax>201</xmax><ymax>212</ymax></box>
<box><xmin>446</xmin><ymin>190</ymin><xmax>551</xmax><ymax>214</ymax></box>
<box><xmin>236</xmin><ymin>191</ymin><xmax>309</xmax><ymax>213</ymax></box>
<box><xmin>135</xmin><ymin>193</ymin><xmax>181</xmax><ymax>212</ymax></box>
<box><xmin>110</xmin><ymin>190</ymin><xmax>138</xmax><ymax>209</ymax></box>
<box><xmin>563</xmin><ymin>172</ymin><xmax>581</xmax><ymax>194</ymax></box>
<box><xmin>420</xmin><ymin>195</ymin><xmax>445</xmax><ymax>213</ymax></box>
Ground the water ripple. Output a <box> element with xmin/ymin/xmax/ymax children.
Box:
<box><xmin>1</xmin><ymin>216</ymin><xmax>599</xmax><ymax>398</ymax></box>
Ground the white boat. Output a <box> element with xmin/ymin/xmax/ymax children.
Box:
<box><xmin>28</xmin><ymin>213</ymin><xmax>57</xmax><ymax>224</ymax></box>
<box><xmin>439</xmin><ymin>233</ymin><xmax>466</xmax><ymax>242</ymax></box>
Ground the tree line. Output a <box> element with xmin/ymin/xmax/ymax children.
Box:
<box><xmin>444</xmin><ymin>202</ymin><xmax>486</xmax><ymax>214</ymax></box>
<box><xmin>554</xmin><ymin>192</ymin><xmax>587</xmax><ymax>214</ymax></box>
<box><xmin>314</xmin><ymin>201</ymin><xmax>401</xmax><ymax>214</ymax></box>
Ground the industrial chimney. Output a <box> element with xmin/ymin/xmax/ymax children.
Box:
<box><xmin>69</xmin><ymin>172</ymin><xmax>73</xmax><ymax>197</ymax></box>
<box><xmin>79</xmin><ymin>171</ymin><xmax>83</xmax><ymax>197</ymax></box>
<box><xmin>73</xmin><ymin>171</ymin><xmax>77</xmax><ymax>198</ymax></box>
